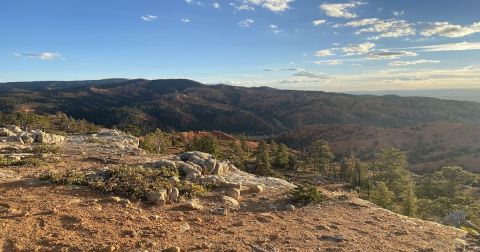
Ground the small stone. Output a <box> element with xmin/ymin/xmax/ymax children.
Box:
<box><xmin>180</xmin><ymin>200</ymin><xmax>203</xmax><ymax>211</ymax></box>
<box><xmin>102</xmin><ymin>245</ymin><xmax>117</xmax><ymax>252</ymax></box>
<box><xmin>163</xmin><ymin>246</ymin><xmax>181</xmax><ymax>252</ymax></box>
<box><xmin>225</xmin><ymin>188</ymin><xmax>241</xmax><ymax>200</ymax></box>
<box><xmin>221</xmin><ymin>196</ymin><xmax>239</xmax><ymax>209</ymax></box>
<box><xmin>178</xmin><ymin>223</ymin><xmax>190</xmax><ymax>233</ymax></box>
<box><xmin>249</xmin><ymin>185</ymin><xmax>264</xmax><ymax>193</ymax></box>
<box><xmin>285</xmin><ymin>204</ymin><xmax>295</xmax><ymax>211</ymax></box>
<box><xmin>145</xmin><ymin>190</ymin><xmax>167</xmax><ymax>206</ymax></box>
<box><xmin>214</xmin><ymin>208</ymin><xmax>228</xmax><ymax>216</ymax></box>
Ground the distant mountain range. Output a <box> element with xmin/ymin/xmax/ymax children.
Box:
<box><xmin>1</xmin><ymin>78</ymin><xmax>480</xmax><ymax>136</ymax></box>
<box><xmin>348</xmin><ymin>88</ymin><xmax>480</xmax><ymax>103</ymax></box>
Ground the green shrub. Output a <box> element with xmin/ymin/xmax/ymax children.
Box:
<box><xmin>0</xmin><ymin>156</ymin><xmax>43</xmax><ymax>167</ymax></box>
<box><xmin>31</xmin><ymin>144</ymin><xmax>61</xmax><ymax>154</ymax></box>
<box><xmin>39</xmin><ymin>165</ymin><xmax>206</xmax><ymax>200</ymax></box>
<box><xmin>291</xmin><ymin>184</ymin><xmax>325</xmax><ymax>204</ymax></box>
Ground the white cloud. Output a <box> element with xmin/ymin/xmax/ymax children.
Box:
<box><xmin>315</xmin><ymin>49</ymin><xmax>335</xmax><ymax>57</ymax></box>
<box><xmin>389</xmin><ymin>59</ymin><xmax>441</xmax><ymax>66</ymax></box>
<box><xmin>352</xmin><ymin>19</ymin><xmax>416</xmax><ymax>40</ymax></box>
<box><xmin>141</xmin><ymin>15</ymin><xmax>158</xmax><ymax>22</ymax></box>
<box><xmin>245</xmin><ymin>0</ymin><xmax>293</xmax><ymax>12</ymax></box>
<box><xmin>319</xmin><ymin>2</ymin><xmax>364</xmax><ymax>19</ymax></box>
<box><xmin>315</xmin><ymin>60</ymin><xmax>343</xmax><ymax>65</ymax></box>
<box><xmin>343</xmin><ymin>18</ymin><xmax>379</xmax><ymax>27</ymax></box>
<box><xmin>392</xmin><ymin>10</ymin><xmax>404</xmax><ymax>16</ymax></box>
<box><xmin>213</xmin><ymin>2</ymin><xmax>221</xmax><ymax>8</ymax></box>
<box><xmin>312</xmin><ymin>19</ymin><xmax>326</xmax><ymax>26</ymax></box>
<box><xmin>230</xmin><ymin>2</ymin><xmax>255</xmax><ymax>11</ymax></box>
<box><xmin>409</xmin><ymin>41</ymin><xmax>480</xmax><ymax>52</ymax></box>
<box><xmin>270</xmin><ymin>24</ymin><xmax>282</xmax><ymax>33</ymax></box>
<box><xmin>14</xmin><ymin>52</ymin><xmax>62</xmax><ymax>61</ymax></box>
<box><xmin>367</xmin><ymin>50</ymin><xmax>417</xmax><ymax>60</ymax></box>
<box><xmin>185</xmin><ymin>0</ymin><xmax>204</xmax><ymax>6</ymax></box>
<box><xmin>238</xmin><ymin>18</ymin><xmax>255</xmax><ymax>28</ymax></box>
<box><xmin>421</xmin><ymin>21</ymin><xmax>480</xmax><ymax>38</ymax></box>
<box><xmin>341</xmin><ymin>42</ymin><xmax>376</xmax><ymax>55</ymax></box>
<box><xmin>181</xmin><ymin>18</ymin><xmax>191</xmax><ymax>23</ymax></box>
<box><xmin>264</xmin><ymin>67</ymin><xmax>303</xmax><ymax>72</ymax></box>
<box><xmin>293</xmin><ymin>70</ymin><xmax>330</xmax><ymax>79</ymax></box>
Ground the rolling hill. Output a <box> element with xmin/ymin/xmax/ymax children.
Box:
<box><xmin>2</xmin><ymin>78</ymin><xmax>480</xmax><ymax>135</ymax></box>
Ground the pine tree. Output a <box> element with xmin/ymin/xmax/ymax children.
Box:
<box><xmin>256</xmin><ymin>141</ymin><xmax>271</xmax><ymax>176</ymax></box>
<box><xmin>275</xmin><ymin>143</ymin><xmax>289</xmax><ymax>168</ymax></box>
<box><xmin>306</xmin><ymin>140</ymin><xmax>334</xmax><ymax>174</ymax></box>
<box><xmin>403</xmin><ymin>182</ymin><xmax>417</xmax><ymax>217</ymax></box>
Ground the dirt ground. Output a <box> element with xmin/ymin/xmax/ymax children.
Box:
<box><xmin>0</xmin><ymin>139</ymin><xmax>474</xmax><ymax>252</ymax></box>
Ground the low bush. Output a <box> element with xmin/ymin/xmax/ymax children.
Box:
<box><xmin>39</xmin><ymin>165</ymin><xmax>207</xmax><ymax>200</ymax></box>
<box><xmin>291</xmin><ymin>184</ymin><xmax>325</xmax><ymax>204</ymax></box>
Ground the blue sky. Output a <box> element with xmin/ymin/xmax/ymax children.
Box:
<box><xmin>1</xmin><ymin>0</ymin><xmax>480</xmax><ymax>91</ymax></box>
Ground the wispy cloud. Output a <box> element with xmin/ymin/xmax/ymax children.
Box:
<box><xmin>312</xmin><ymin>19</ymin><xmax>326</xmax><ymax>26</ymax></box>
<box><xmin>389</xmin><ymin>59</ymin><xmax>441</xmax><ymax>66</ymax></box>
<box><xmin>421</xmin><ymin>21</ymin><xmax>480</xmax><ymax>38</ymax></box>
<box><xmin>14</xmin><ymin>52</ymin><xmax>62</xmax><ymax>61</ymax></box>
<box><xmin>141</xmin><ymin>15</ymin><xmax>158</xmax><ymax>22</ymax></box>
<box><xmin>392</xmin><ymin>10</ymin><xmax>405</xmax><ymax>16</ymax></box>
<box><xmin>213</xmin><ymin>2</ymin><xmax>221</xmax><ymax>9</ymax></box>
<box><xmin>315</xmin><ymin>60</ymin><xmax>343</xmax><ymax>65</ymax></box>
<box><xmin>181</xmin><ymin>18</ymin><xmax>191</xmax><ymax>23</ymax></box>
<box><xmin>244</xmin><ymin>0</ymin><xmax>293</xmax><ymax>12</ymax></box>
<box><xmin>270</xmin><ymin>24</ymin><xmax>282</xmax><ymax>33</ymax></box>
<box><xmin>408</xmin><ymin>41</ymin><xmax>480</xmax><ymax>52</ymax></box>
<box><xmin>315</xmin><ymin>49</ymin><xmax>335</xmax><ymax>57</ymax></box>
<box><xmin>238</xmin><ymin>18</ymin><xmax>255</xmax><ymax>28</ymax></box>
<box><xmin>185</xmin><ymin>0</ymin><xmax>204</xmax><ymax>6</ymax></box>
<box><xmin>320</xmin><ymin>2</ymin><xmax>365</xmax><ymax>19</ymax></box>
<box><xmin>230</xmin><ymin>2</ymin><xmax>255</xmax><ymax>11</ymax></box>
<box><xmin>344</xmin><ymin>18</ymin><xmax>416</xmax><ymax>40</ymax></box>
<box><xmin>341</xmin><ymin>42</ymin><xmax>376</xmax><ymax>55</ymax></box>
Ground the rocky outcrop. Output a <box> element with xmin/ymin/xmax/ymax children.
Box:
<box><xmin>0</xmin><ymin>126</ymin><xmax>65</xmax><ymax>145</ymax></box>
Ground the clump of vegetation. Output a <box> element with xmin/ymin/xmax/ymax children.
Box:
<box><xmin>0</xmin><ymin>156</ymin><xmax>44</xmax><ymax>167</ymax></box>
<box><xmin>39</xmin><ymin>165</ymin><xmax>207</xmax><ymax>200</ymax></box>
<box><xmin>0</xmin><ymin>112</ymin><xmax>99</xmax><ymax>134</ymax></box>
<box><xmin>291</xmin><ymin>184</ymin><xmax>325</xmax><ymax>204</ymax></box>
<box><xmin>30</xmin><ymin>144</ymin><xmax>62</xmax><ymax>154</ymax></box>
<box><xmin>186</xmin><ymin>134</ymin><xmax>220</xmax><ymax>157</ymax></box>
<box><xmin>140</xmin><ymin>129</ymin><xmax>173</xmax><ymax>154</ymax></box>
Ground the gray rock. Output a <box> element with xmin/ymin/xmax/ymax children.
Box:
<box><xmin>225</xmin><ymin>188</ymin><xmax>241</xmax><ymax>200</ymax></box>
<box><xmin>221</xmin><ymin>196</ymin><xmax>239</xmax><ymax>209</ymax></box>
<box><xmin>249</xmin><ymin>184</ymin><xmax>264</xmax><ymax>193</ymax></box>
<box><xmin>145</xmin><ymin>190</ymin><xmax>167</xmax><ymax>205</ymax></box>
<box><xmin>7</xmin><ymin>125</ymin><xmax>22</xmax><ymax>134</ymax></box>
<box><xmin>0</xmin><ymin>128</ymin><xmax>15</xmax><ymax>137</ymax></box>
<box><xmin>168</xmin><ymin>187</ymin><xmax>180</xmax><ymax>202</ymax></box>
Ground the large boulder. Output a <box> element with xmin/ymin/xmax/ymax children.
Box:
<box><xmin>7</xmin><ymin>125</ymin><xmax>22</xmax><ymax>134</ymax></box>
<box><xmin>178</xmin><ymin>162</ymin><xmax>202</xmax><ymax>180</ymax></box>
<box><xmin>34</xmin><ymin>131</ymin><xmax>65</xmax><ymax>144</ymax></box>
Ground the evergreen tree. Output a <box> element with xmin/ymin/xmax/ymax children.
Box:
<box><xmin>306</xmin><ymin>140</ymin><xmax>334</xmax><ymax>174</ymax></box>
<box><xmin>275</xmin><ymin>143</ymin><xmax>290</xmax><ymax>168</ymax></box>
<box><xmin>370</xmin><ymin>182</ymin><xmax>395</xmax><ymax>210</ymax></box>
<box><xmin>256</xmin><ymin>141</ymin><xmax>271</xmax><ymax>176</ymax></box>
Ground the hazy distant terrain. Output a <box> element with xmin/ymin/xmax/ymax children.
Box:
<box><xmin>349</xmin><ymin>88</ymin><xmax>480</xmax><ymax>103</ymax></box>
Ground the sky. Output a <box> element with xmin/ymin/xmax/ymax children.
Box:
<box><xmin>1</xmin><ymin>0</ymin><xmax>480</xmax><ymax>92</ymax></box>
